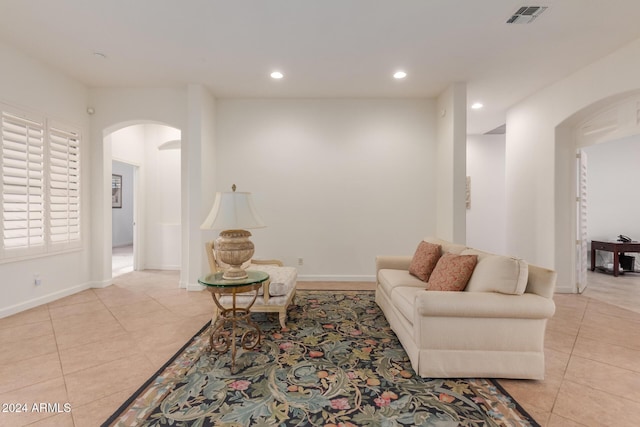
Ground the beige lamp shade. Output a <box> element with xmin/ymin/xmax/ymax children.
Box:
<box><xmin>201</xmin><ymin>191</ymin><xmax>265</xmax><ymax>231</ymax></box>
<box><xmin>201</xmin><ymin>188</ymin><xmax>265</xmax><ymax>280</ymax></box>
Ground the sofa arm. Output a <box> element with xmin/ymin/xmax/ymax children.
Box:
<box><xmin>415</xmin><ymin>291</ymin><xmax>555</xmax><ymax>319</ymax></box>
<box><xmin>376</xmin><ymin>256</ymin><xmax>412</xmax><ymax>272</ymax></box>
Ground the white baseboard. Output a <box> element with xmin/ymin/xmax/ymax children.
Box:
<box><xmin>555</xmin><ymin>284</ymin><xmax>578</xmax><ymax>294</ymax></box>
<box><xmin>0</xmin><ymin>282</ymin><xmax>92</xmax><ymax>319</ymax></box>
<box><xmin>187</xmin><ymin>283</ymin><xmax>205</xmax><ymax>291</ymax></box>
<box><xmin>145</xmin><ymin>264</ymin><xmax>181</xmax><ymax>271</ymax></box>
<box><xmin>297</xmin><ymin>274</ymin><xmax>376</xmax><ymax>282</ymax></box>
<box><xmin>90</xmin><ymin>278</ymin><xmax>113</xmax><ymax>289</ymax></box>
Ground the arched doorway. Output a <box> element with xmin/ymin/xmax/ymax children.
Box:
<box><xmin>555</xmin><ymin>90</ymin><xmax>640</xmax><ymax>294</ymax></box>
<box><xmin>103</xmin><ymin>122</ymin><xmax>182</xmax><ymax>280</ymax></box>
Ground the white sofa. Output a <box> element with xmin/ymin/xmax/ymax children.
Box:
<box><xmin>375</xmin><ymin>237</ymin><xmax>556</xmax><ymax>379</ymax></box>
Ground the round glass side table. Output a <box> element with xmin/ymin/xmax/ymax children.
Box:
<box><xmin>198</xmin><ymin>270</ymin><xmax>269</xmax><ymax>372</ymax></box>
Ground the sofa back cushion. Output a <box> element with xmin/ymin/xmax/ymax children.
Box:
<box><xmin>423</xmin><ymin>237</ymin><xmax>467</xmax><ymax>255</ymax></box>
<box><xmin>409</xmin><ymin>241</ymin><xmax>442</xmax><ymax>281</ymax></box>
<box><xmin>427</xmin><ymin>253</ymin><xmax>478</xmax><ymax>291</ymax></box>
<box><xmin>462</xmin><ymin>249</ymin><xmax>528</xmax><ymax>295</ymax></box>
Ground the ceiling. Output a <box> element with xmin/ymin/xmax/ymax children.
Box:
<box><xmin>1</xmin><ymin>0</ymin><xmax>640</xmax><ymax>134</ymax></box>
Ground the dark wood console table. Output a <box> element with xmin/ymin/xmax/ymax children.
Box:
<box><xmin>590</xmin><ymin>240</ymin><xmax>640</xmax><ymax>277</ymax></box>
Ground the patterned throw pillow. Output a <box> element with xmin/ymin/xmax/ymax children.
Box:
<box><xmin>408</xmin><ymin>241</ymin><xmax>442</xmax><ymax>282</ymax></box>
<box><xmin>428</xmin><ymin>253</ymin><xmax>478</xmax><ymax>291</ymax></box>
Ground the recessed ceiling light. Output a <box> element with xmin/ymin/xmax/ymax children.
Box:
<box><xmin>471</xmin><ymin>102</ymin><xmax>484</xmax><ymax>109</ymax></box>
<box><xmin>270</xmin><ymin>71</ymin><xmax>284</xmax><ymax>79</ymax></box>
<box><xmin>393</xmin><ymin>71</ymin><xmax>407</xmax><ymax>79</ymax></box>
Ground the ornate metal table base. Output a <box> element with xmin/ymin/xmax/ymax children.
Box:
<box><xmin>208</xmin><ymin>288</ymin><xmax>262</xmax><ymax>373</ymax></box>
<box><xmin>198</xmin><ymin>271</ymin><xmax>270</xmax><ymax>373</ymax></box>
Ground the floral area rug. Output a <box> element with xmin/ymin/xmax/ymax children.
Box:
<box><xmin>104</xmin><ymin>291</ymin><xmax>539</xmax><ymax>427</ymax></box>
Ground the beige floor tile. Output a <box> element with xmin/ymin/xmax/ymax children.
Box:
<box><xmin>71</xmin><ymin>390</ymin><xmax>132</xmax><ymax>427</ymax></box>
<box><xmin>96</xmin><ymin>291</ymin><xmax>155</xmax><ymax>308</ymax></box>
<box><xmin>50</xmin><ymin>307</ymin><xmax>117</xmax><ymax>333</ymax></box>
<box><xmin>154</xmin><ymin>295</ymin><xmax>215</xmax><ymax>318</ymax></box>
<box><xmin>0</xmin><ymin>321</ymin><xmax>54</xmax><ymax>346</ymax></box>
<box><xmin>578</xmin><ymin>312</ymin><xmax>640</xmax><ymax>351</ymax></box>
<box><xmin>564</xmin><ymin>355</ymin><xmax>640</xmax><ymax>403</ymax></box>
<box><xmin>585</xmin><ymin>298</ymin><xmax>640</xmax><ymax>321</ymax></box>
<box><xmin>572</xmin><ymin>335</ymin><xmax>640</xmax><ymax>374</ymax></box>
<box><xmin>57</xmin><ymin>333</ymin><xmax>143</xmax><ymax>375</ymax></box>
<box><xmin>46</xmin><ymin>290</ymin><xmax>98</xmax><ymax>308</ymax></box>
<box><xmin>0</xmin><ymin>305</ymin><xmax>50</xmax><ymax>330</ymax></box>
<box><xmin>54</xmin><ymin>320</ymin><xmax>126</xmax><ymax>350</ymax></box>
<box><xmin>547</xmin><ymin>413</ymin><xmax>587</xmax><ymax>427</ymax></box>
<box><xmin>130</xmin><ymin>316</ymin><xmax>209</xmax><ymax>351</ymax></box>
<box><xmin>106</xmin><ymin>298</ymin><xmax>167</xmax><ymax>318</ymax></box>
<box><xmin>499</xmin><ymin>377</ymin><xmax>562</xmax><ymax>413</ymax></box>
<box><xmin>546</xmin><ymin>307</ymin><xmax>583</xmax><ymax>336</ymax></box>
<box><xmin>47</xmin><ymin>299</ymin><xmax>108</xmax><ymax>320</ymax></box>
<box><xmin>0</xmin><ymin>377</ymin><xmax>69</xmax><ymax>427</ymax></box>
<box><xmin>544</xmin><ymin>347</ymin><xmax>572</xmax><ymax>380</ymax></box>
<box><xmin>64</xmin><ymin>354</ymin><xmax>155</xmax><ymax>407</ymax></box>
<box><xmin>0</xmin><ymin>352</ymin><xmax>62</xmax><ymax>395</ymax></box>
<box><xmin>26</xmin><ymin>412</ymin><xmax>74</xmax><ymax>427</ymax></box>
<box><xmin>112</xmin><ymin>307</ymin><xmax>183</xmax><ymax>332</ymax></box>
<box><xmin>143</xmin><ymin>286</ymin><xmax>190</xmax><ymax>300</ymax></box>
<box><xmin>0</xmin><ymin>333</ymin><xmax>57</xmax><ymax>366</ymax></box>
<box><xmin>544</xmin><ymin>327</ymin><xmax>577</xmax><ymax>355</ymax></box>
<box><xmin>553</xmin><ymin>379</ymin><xmax>640</xmax><ymax>426</ymax></box>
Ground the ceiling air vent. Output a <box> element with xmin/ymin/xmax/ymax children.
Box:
<box><xmin>506</xmin><ymin>6</ymin><xmax>548</xmax><ymax>24</ymax></box>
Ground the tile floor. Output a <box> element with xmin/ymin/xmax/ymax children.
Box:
<box><xmin>112</xmin><ymin>245</ymin><xmax>134</xmax><ymax>278</ymax></box>
<box><xmin>0</xmin><ymin>270</ymin><xmax>639</xmax><ymax>426</ymax></box>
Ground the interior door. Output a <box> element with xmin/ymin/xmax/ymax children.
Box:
<box><xmin>576</xmin><ymin>149</ymin><xmax>588</xmax><ymax>293</ymax></box>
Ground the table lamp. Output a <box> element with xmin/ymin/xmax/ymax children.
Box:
<box><xmin>200</xmin><ymin>184</ymin><xmax>265</xmax><ymax>280</ymax></box>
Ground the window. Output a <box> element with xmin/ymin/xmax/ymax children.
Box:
<box><xmin>1</xmin><ymin>105</ymin><xmax>81</xmax><ymax>260</ymax></box>
<box><xmin>48</xmin><ymin>124</ymin><xmax>80</xmax><ymax>247</ymax></box>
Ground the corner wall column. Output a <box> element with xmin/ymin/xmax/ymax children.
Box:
<box><xmin>436</xmin><ymin>83</ymin><xmax>467</xmax><ymax>243</ymax></box>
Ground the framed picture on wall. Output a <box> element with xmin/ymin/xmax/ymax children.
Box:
<box><xmin>112</xmin><ymin>174</ymin><xmax>122</xmax><ymax>208</ymax></box>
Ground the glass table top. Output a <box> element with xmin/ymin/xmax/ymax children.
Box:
<box><xmin>198</xmin><ymin>270</ymin><xmax>269</xmax><ymax>288</ymax></box>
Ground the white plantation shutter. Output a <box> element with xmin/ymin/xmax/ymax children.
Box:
<box><xmin>48</xmin><ymin>124</ymin><xmax>80</xmax><ymax>247</ymax></box>
<box><xmin>1</xmin><ymin>103</ymin><xmax>82</xmax><ymax>261</ymax></box>
<box><xmin>1</xmin><ymin>110</ymin><xmax>46</xmax><ymax>256</ymax></box>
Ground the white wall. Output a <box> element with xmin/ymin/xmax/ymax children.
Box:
<box><xmin>466</xmin><ymin>135</ymin><xmax>506</xmax><ymax>254</ymax></box>
<box><xmin>215</xmin><ymin>98</ymin><xmax>437</xmax><ymax>280</ymax></box>
<box><xmin>506</xmin><ymin>36</ymin><xmax>640</xmax><ymax>292</ymax></box>
<box><xmin>144</xmin><ymin>125</ymin><xmax>182</xmax><ymax>270</ymax></box>
<box><xmin>0</xmin><ymin>41</ymin><xmax>91</xmax><ymax>317</ymax></box>
<box><xmin>111</xmin><ymin>160</ymin><xmax>135</xmax><ymax>247</ymax></box>
<box><xmin>584</xmin><ymin>135</ymin><xmax>640</xmax><ymax>269</ymax></box>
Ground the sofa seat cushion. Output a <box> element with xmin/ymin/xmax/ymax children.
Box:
<box><xmin>390</xmin><ymin>286</ymin><xmax>425</xmax><ymax>327</ymax></box>
<box><xmin>461</xmin><ymin>249</ymin><xmax>528</xmax><ymax>295</ymax></box>
<box><xmin>378</xmin><ymin>269</ymin><xmax>426</xmax><ymax>298</ymax></box>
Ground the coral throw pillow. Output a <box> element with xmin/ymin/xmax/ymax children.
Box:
<box><xmin>408</xmin><ymin>241</ymin><xmax>442</xmax><ymax>282</ymax></box>
<box><xmin>428</xmin><ymin>253</ymin><xmax>478</xmax><ymax>291</ymax></box>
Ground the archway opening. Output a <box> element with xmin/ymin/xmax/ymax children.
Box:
<box><xmin>103</xmin><ymin>122</ymin><xmax>182</xmax><ymax>280</ymax></box>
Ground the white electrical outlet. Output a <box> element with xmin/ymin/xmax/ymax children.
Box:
<box><xmin>297</xmin><ymin>257</ymin><xmax>304</xmax><ymax>266</ymax></box>
<box><xmin>34</xmin><ymin>273</ymin><xmax>41</xmax><ymax>286</ymax></box>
